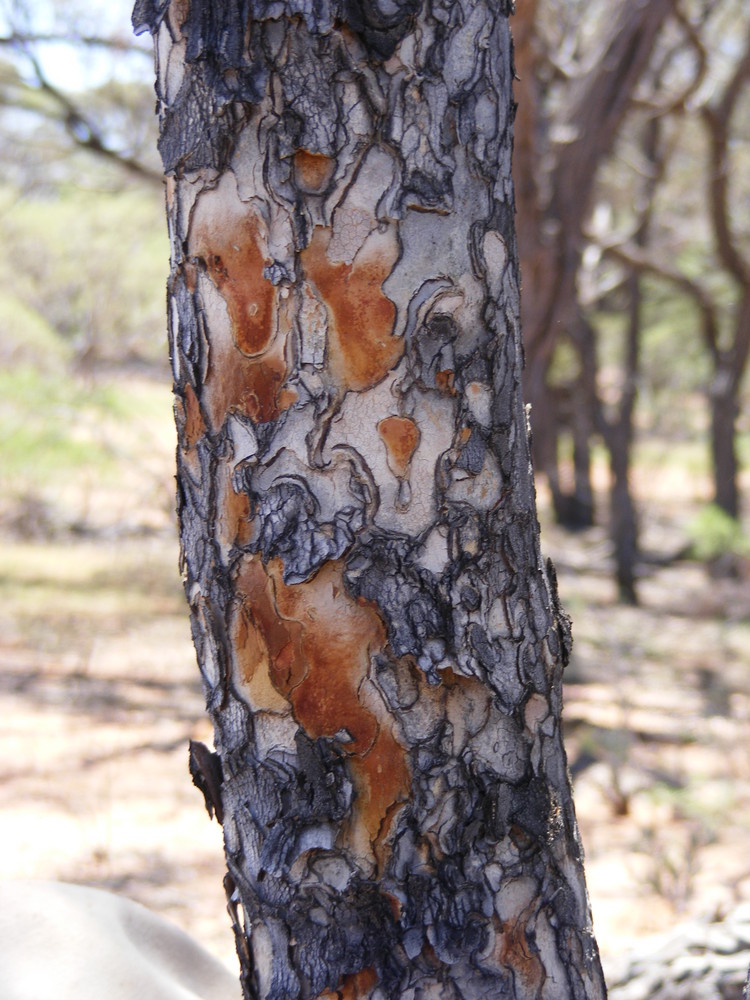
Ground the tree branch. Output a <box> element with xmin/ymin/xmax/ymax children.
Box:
<box><xmin>701</xmin><ymin>27</ymin><xmax>750</xmax><ymax>285</ymax></box>
<box><xmin>552</xmin><ymin>0</ymin><xmax>674</xmax><ymax>236</ymax></box>
<box><xmin>602</xmin><ymin>240</ymin><xmax>721</xmax><ymax>363</ymax></box>
<box><xmin>0</xmin><ymin>31</ymin><xmax>150</xmax><ymax>55</ymax></box>
<box><xmin>18</xmin><ymin>45</ymin><xmax>162</xmax><ymax>186</ymax></box>
<box><xmin>630</xmin><ymin>0</ymin><xmax>708</xmax><ymax>117</ymax></box>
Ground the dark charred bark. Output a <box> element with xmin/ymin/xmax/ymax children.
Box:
<box><xmin>138</xmin><ymin>1</ymin><xmax>606</xmax><ymax>997</ymax></box>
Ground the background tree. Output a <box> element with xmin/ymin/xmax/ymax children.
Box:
<box><xmin>135</xmin><ymin>1</ymin><xmax>606</xmax><ymax>997</ymax></box>
<box><xmin>513</xmin><ymin>0</ymin><xmax>673</xmax><ymax>533</ymax></box>
<box><xmin>515</xmin><ymin>0</ymin><xmax>750</xmax><ymax>600</ymax></box>
<box><xmin>0</xmin><ymin>0</ymin><xmax>160</xmax><ymax>188</ymax></box>
<box><xmin>603</xmin><ymin>11</ymin><xmax>750</xmax><ymax>526</ymax></box>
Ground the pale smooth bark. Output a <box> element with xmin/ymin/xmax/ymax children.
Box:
<box><xmin>135</xmin><ymin>1</ymin><xmax>606</xmax><ymax>997</ymax></box>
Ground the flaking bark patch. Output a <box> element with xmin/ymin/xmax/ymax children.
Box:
<box><xmin>377</xmin><ymin>416</ymin><xmax>420</xmax><ymax>479</ymax></box>
<box><xmin>300</xmin><ymin>225</ymin><xmax>403</xmax><ymax>393</ymax></box>
<box><xmin>180</xmin><ymin>382</ymin><xmax>206</xmax><ymax>449</ymax></box>
<box><xmin>232</xmin><ymin>555</ymin><xmax>411</xmax><ymax>870</ymax></box>
<box><xmin>498</xmin><ymin>909</ymin><xmax>546</xmax><ymax>999</ymax></box>
<box><xmin>293</xmin><ymin>151</ymin><xmax>337</xmax><ymax>194</ymax></box>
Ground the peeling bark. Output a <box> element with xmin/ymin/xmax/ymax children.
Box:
<box><xmin>137</xmin><ymin>1</ymin><xmax>606</xmax><ymax>997</ymax></box>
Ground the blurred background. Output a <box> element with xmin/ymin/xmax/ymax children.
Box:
<box><xmin>0</xmin><ymin>0</ymin><xmax>749</xmax><ymax>988</ymax></box>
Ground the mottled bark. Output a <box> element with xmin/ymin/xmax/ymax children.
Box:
<box><xmin>136</xmin><ymin>1</ymin><xmax>606</xmax><ymax>997</ymax></box>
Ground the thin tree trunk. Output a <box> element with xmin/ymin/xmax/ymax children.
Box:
<box><xmin>609</xmin><ymin>276</ymin><xmax>640</xmax><ymax>605</ymax></box>
<box><xmin>600</xmin><ymin>115</ymin><xmax>663</xmax><ymax>606</ymax></box>
<box><xmin>136</xmin><ymin>2</ymin><xmax>606</xmax><ymax>997</ymax></box>
<box><xmin>711</xmin><ymin>369</ymin><xmax>741</xmax><ymax>520</ymax></box>
<box><xmin>710</xmin><ymin>289</ymin><xmax>750</xmax><ymax>521</ymax></box>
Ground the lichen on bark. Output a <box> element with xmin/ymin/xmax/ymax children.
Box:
<box><xmin>138</xmin><ymin>0</ymin><xmax>607</xmax><ymax>996</ymax></box>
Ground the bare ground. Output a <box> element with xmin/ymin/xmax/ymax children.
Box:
<box><xmin>1</xmin><ymin>458</ymin><xmax>749</xmax><ymax>987</ymax></box>
<box><xmin>0</xmin><ymin>535</ymin><xmax>239</xmax><ymax>976</ymax></box>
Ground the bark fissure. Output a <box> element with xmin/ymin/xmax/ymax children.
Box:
<box><xmin>140</xmin><ymin>1</ymin><xmax>606</xmax><ymax>996</ymax></box>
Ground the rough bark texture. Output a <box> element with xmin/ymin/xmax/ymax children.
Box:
<box><xmin>136</xmin><ymin>1</ymin><xmax>606</xmax><ymax>997</ymax></box>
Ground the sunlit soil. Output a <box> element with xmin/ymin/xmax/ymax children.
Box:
<box><xmin>540</xmin><ymin>489</ymin><xmax>750</xmax><ymax>978</ymax></box>
<box><xmin>0</xmin><ymin>536</ymin><xmax>238</xmax><ymax>977</ymax></box>
<box><xmin>1</xmin><ymin>414</ymin><xmax>749</xmax><ymax>984</ymax></box>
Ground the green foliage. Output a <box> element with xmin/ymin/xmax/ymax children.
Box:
<box><xmin>0</xmin><ymin>291</ymin><xmax>69</xmax><ymax>368</ymax></box>
<box><xmin>0</xmin><ymin>365</ymin><xmax>120</xmax><ymax>481</ymax></box>
<box><xmin>0</xmin><ymin>363</ymin><xmax>176</xmax><ymax>537</ymax></box>
<box><xmin>686</xmin><ymin>503</ymin><xmax>750</xmax><ymax>562</ymax></box>
<box><xmin>548</xmin><ymin>337</ymin><xmax>581</xmax><ymax>386</ymax></box>
<box><xmin>0</xmin><ymin>184</ymin><xmax>168</xmax><ymax>367</ymax></box>
<box><xmin>0</xmin><ymin>112</ymin><xmax>171</xmax><ymax>535</ymax></box>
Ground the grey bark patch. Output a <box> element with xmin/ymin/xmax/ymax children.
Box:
<box><xmin>131</xmin><ymin>0</ymin><xmax>169</xmax><ymax>35</ymax></box>
<box><xmin>158</xmin><ymin>64</ymin><xmax>238</xmax><ymax>174</ymax></box>
<box><xmin>245</xmin><ymin>478</ymin><xmax>365</xmax><ymax>584</ymax></box>
<box><xmin>171</xmin><ymin>273</ymin><xmax>206</xmax><ymax>387</ymax></box>
<box><xmin>345</xmin><ymin>531</ymin><xmax>449</xmax><ymax>665</ymax></box>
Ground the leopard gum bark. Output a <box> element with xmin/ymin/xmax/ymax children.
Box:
<box><xmin>140</xmin><ymin>0</ymin><xmax>608</xmax><ymax>996</ymax></box>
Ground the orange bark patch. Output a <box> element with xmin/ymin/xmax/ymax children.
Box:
<box><xmin>278</xmin><ymin>386</ymin><xmax>299</xmax><ymax>410</ymax></box>
<box><xmin>271</xmin><ymin>562</ymin><xmax>383</xmax><ymax>752</ymax></box>
<box><xmin>202</xmin><ymin>337</ymin><xmax>287</xmax><ymax>431</ymax></box>
<box><xmin>377</xmin><ymin>416</ymin><xmax>420</xmax><ymax>478</ymax></box>
<box><xmin>165</xmin><ymin>175</ymin><xmax>177</xmax><ymax>213</ymax></box>
<box><xmin>498</xmin><ymin>913</ymin><xmax>545</xmax><ymax>995</ymax></box>
<box><xmin>190</xmin><ymin>203</ymin><xmax>275</xmax><ymax>357</ymax></box>
<box><xmin>188</xmin><ymin>178</ymin><xmax>293</xmax><ymax>431</ymax></box>
<box><xmin>216</xmin><ymin>462</ymin><xmax>251</xmax><ymax>556</ymax></box>
<box><xmin>301</xmin><ymin>226</ymin><xmax>403</xmax><ymax>393</ymax></box>
<box><xmin>167</xmin><ymin>0</ymin><xmax>190</xmax><ymax>34</ymax></box>
<box><xmin>319</xmin><ymin>966</ymin><xmax>378</xmax><ymax>1000</ymax></box>
<box><xmin>272</xmin><ymin>562</ymin><xmax>411</xmax><ymax>860</ymax></box>
<box><xmin>356</xmin><ymin>734</ymin><xmax>411</xmax><ymax>865</ymax></box>
<box><xmin>435</xmin><ymin>369</ymin><xmax>455</xmax><ymax>393</ymax></box>
<box><xmin>232</xmin><ymin>556</ymin><xmax>411</xmax><ymax>864</ymax></box>
<box><xmin>293</xmin><ymin>150</ymin><xmax>336</xmax><ymax>193</ymax></box>
<box><xmin>230</xmin><ymin>601</ymin><xmax>290</xmax><ymax>713</ymax></box>
<box><xmin>233</xmin><ymin>558</ymin><xmax>307</xmax><ymax>699</ymax></box>
<box><xmin>383</xmin><ymin>892</ymin><xmax>402</xmax><ymax>922</ymax></box>
<box><xmin>175</xmin><ymin>384</ymin><xmax>206</xmax><ymax>480</ymax></box>
<box><xmin>181</xmin><ymin>383</ymin><xmax>206</xmax><ymax>449</ymax></box>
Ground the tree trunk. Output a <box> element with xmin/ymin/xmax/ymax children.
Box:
<box><xmin>709</xmin><ymin>289</ymin><xmax>750</xmax><ymax>521</ymax></box>
<box><xmin>135</xmin><ymin>2</ymin><xmax>606</xmax><ymax>997</ymax></box>
<box><xmin>607</xmin><ymin>278</ymin><xmax>640</xmax><ymax>606</ymax></box>
<box><xmin>710</xmin><ymin>368</ymin><xmax>740</xmax><ymax>521</ymax></box>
